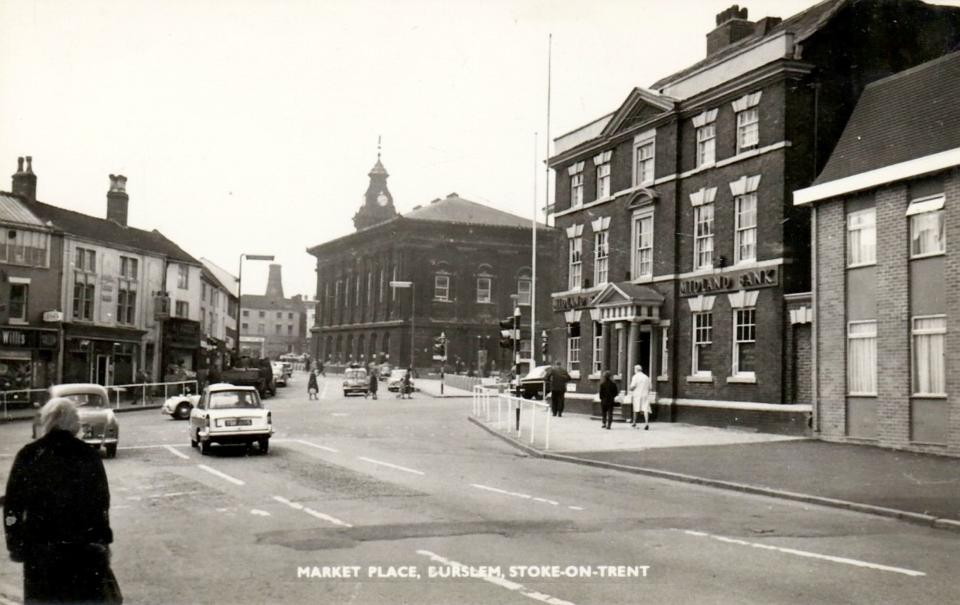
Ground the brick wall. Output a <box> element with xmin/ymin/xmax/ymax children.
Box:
<box><xmin>944</xmin><ymin>169</ymin><xmax>960</xmax><ymax>455</ymax></box>
<box><xmin>815</xmin><ymin>202</ymin><xmax>846</xmax><ymax>438</ymax></box>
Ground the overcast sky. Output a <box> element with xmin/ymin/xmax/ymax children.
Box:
<box><xmin>3</xmin><ymin>0</ymin><xmax>957</xmax><ymax>297</ymax></box>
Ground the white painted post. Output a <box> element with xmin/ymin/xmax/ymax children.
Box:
<box><xmin>544</xmin><ymin>403</ymin><xmax>550</xmax><ymax>450</ymax></box>
<box><xmin>530</xmin><ymin>400</ymin><xmax>536</xmax><ymax>445</ymax></box>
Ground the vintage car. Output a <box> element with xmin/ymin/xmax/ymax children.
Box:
<box><xmin>386</xmin><ymin>369</ymin><xmax>414</xmax><ymax>394</ymax></box>
<box><xmin>515</xmin><ymin>365</ymin><xmax>552</xmax><ymax>400</ymax></box>
<box><xmin>378</xmin><ymin>363</ymin><xmax>392</xmax><ymax>381</ymax></box>
<box><xmin>342</xmin><ymin>367</ymin><xmax>369</xmax><ymax>397</ymax></box>
<box><xmin>271</xmin><ymin>361</ymin><xmax>287</xmax><ymax>387</ymax></box>
<box><xmin>161</xmin><ymin>390</ymin><xmax>201</xmax><ymax>420</ymax></box>
<box><xmin>34</xmin><ymin>384</ymin><xmax>119</xmax><ymax>458</ymax></box>
<box><xmin>189</xmin><ymin>383</ymin><xmax>272</xmax><ymax>455</ymax></box>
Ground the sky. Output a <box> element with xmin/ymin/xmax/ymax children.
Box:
<box><xmin>3</xmin><ymin>0</ymin><xmax>957</xmax><ymax>297</ymax></box>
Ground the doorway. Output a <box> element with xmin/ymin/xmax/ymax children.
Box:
<box><xmin>95</xmin><ymin>355</ymin><xmax>111</xmax><ymax>386</ymax></box>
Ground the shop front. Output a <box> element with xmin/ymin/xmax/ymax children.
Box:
<box><xmin>162</xmin><ymin>318</ymin><xmax>201</xmax><ymax>379</ymax></box>
<box><xmin>61</xmin><ymin>323</ymin><xmax>144</xmax><ymax>386</ymax></box>
<box><xmin>0</xmin><ymin>327</ymin><xmax>59</xmax><ymax>406</ymax></box>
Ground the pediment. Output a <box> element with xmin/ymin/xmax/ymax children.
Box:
<box><xmin>591</xmin><ymin>281</ymin><xmax>665</xmax><ymax>307</ymax></box>
<box><xmin>601</xmin><ymin>87</ymin><xmax>676</xmax><ymax>137</ymax></box>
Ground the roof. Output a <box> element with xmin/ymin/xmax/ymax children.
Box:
<box><xmin>592</xmin><ymin>281</ymin><xmax>665</xmax><ymax>307</ymax></box>
<box><xmin>813</xmin><ymin>50</ymin><xmax>960</xmax><ymax>187</ymax></box>
<box><xmin>25</xmin><ymin>199</ymin><xmax>200</xmax><ymax>264</ymax></box>
<box><xmin>402</xmin><ymin>193</ymin><xmax>546</xmax><ymax>229</ymax></box>
<box><xmin>201</xmin><ymin>258</ymin><xmax>238</xmax><ymax>297</ymax></box>
<box><xmin>240</xmin><ymin>294</ymin><xmax>304</xmax><ymax>313</ymax></box>
<box><xmin>0</xmin><ymin>192</ymin><xmax>47</xmax><ymax>228</ymax></box>
<box><xmin>650</xmin><ymin>0</ymin><xmax>846</xmax><ymax>91</ymax></box>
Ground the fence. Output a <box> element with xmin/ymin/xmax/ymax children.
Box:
<box><xmin>472</xmin><ymin>385</ymin><xmax>552</xmax><ymax>450</ymax></box>
<box><xmin>0</xmin><ymin>380</ymin><xmax>198</xmax><ymax>420</ymax></box>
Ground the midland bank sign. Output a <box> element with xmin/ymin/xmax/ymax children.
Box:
<box><xmin>679</xmin><ymin>267</ymin><xmax>778</xmax><ymax>297</ymax></box>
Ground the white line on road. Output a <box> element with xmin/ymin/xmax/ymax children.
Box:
<box><xmin>681</xmin><ymin>530</ymin><xmax>926</xmax><ymax>577</ymax></box>
<box><xmin>197</xmin><ymin>464</ymin><xmax>246</xmax><ymax>486</ymax></box>
<box><xmin>250</xmin><ymin>509</ymin><xmax>271</xmax><ymax>517</ymax></box>
<box><xmin>472</xmin><ymin>483</ymin><xmax>573</xmax><ymax>509</ymax></box>
<box><xmin>164</xmin><ymin>444</ymin><xmax>191</xmax><ymax>459</ymax></box>
<box><xmin>568</xmin><ymin>506</ymin><xmax>584</xmax><ymax>511</ymax></box>
<box><xmin>358</xmin><ymin>456</ymin><xmax>425</xmax><ymax>476</ymax></box>
<box><xmin>291</xmin><ymin>439</ymin><xmax>339</xmax><ymax>453</ymax></box>
<box><xmin>273</xmin><ymin>496</ymin><xmax>353</xmax><ymax>527</ymax></box>
<box><xmin>416</xmin><ymin>550</ymin><xmax>575</xmax><ymax>605</ymax></box>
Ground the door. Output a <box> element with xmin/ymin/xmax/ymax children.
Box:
<box><xmin>95</xmin><ymin>355</ymin><xmax>111</xmax><ymax>386</ymax></box>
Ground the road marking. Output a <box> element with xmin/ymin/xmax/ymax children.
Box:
<box><xmin>471</xmin><ymin>483</ymin><xmax>575</xmax><ymax>509</ymax></box>
<box><xmin>416</xmin><ymin>550</ymin><xmax>575</xmax><ymax>605</ymax></box>
<box><xmin>250</xmin><ymin>509</ymin><xmax>271</xmax><ymax>517</ymax></box>
<box><xmin>568</xmin><ymin>506</ymin><xmax>584</xmax><ymax>511</ymax></box>
<box><xmin>681</xmin><ymin>530</ymin><xmax>926</xmax><ymax>577</ymax></box>
<box><xmin>197</xmin><ymin>464</ymin><xmax>245</xmax><ymax>486</ymax></box>
<box><xmin>164</xmin><ymin>444</ymin><xmax>191</xmax><ymax>459</ymax></box>
<box><xmin>291</xmin><ymin>439</ymin><xmax>339</xmax><ymax>453</ymax></box>
<box><xmin>331</xmin><ymin>412</ymin><xmax>350</xmax><ymax>417</ymax></box>
<box><xmin>273</xmin><ymin>495</ymin><xmax>353</xmax><ymax>527</ymax></box>
<box><xmin>358</xmin><ymin>456</ymin><xmax>425</xmax><ymax>475</ymax></box>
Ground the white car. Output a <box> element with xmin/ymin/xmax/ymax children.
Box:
<box><xmin>162</xmin><ymin>392</ymin><xmax>201</xmax><ymax>420</ymax></box>
<box><xmin>189</xmin><ymin>383</ymin><xmax>273</xmax><ymax>455</ymax></box>
<box><xmin>36</xmin><ymin>384</ymin><xmax>119</xmax><ymax>458</ymax></box>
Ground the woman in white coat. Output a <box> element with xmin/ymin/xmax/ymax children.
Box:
<box><xmin>628</xmin><ymin>364</ymin><xmax>651</xmax><ymax>430</ymax></box>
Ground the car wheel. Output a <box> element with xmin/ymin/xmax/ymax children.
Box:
<box><xmin>105</xmin><ymin>444</ymin><xmax>117</xmax><ymax>458</ymax></box>
<box><xmin>199</xmin><ymin>438</ymin><xmax>210</xmax><ymax>456</ymax></box>
<box><xmin>175</xmin><ymin>402</ymin><xmax>191</xmax><ymax>420</ymax></box>
<box><xmin>258</xmin><ymin>437</ymin><xmax>269</xmax><ymax>455</ymax></box>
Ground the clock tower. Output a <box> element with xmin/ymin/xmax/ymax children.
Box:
<box><xmin>352</xmin><ymin>149</ymin><xmax>398</xmax><ymax>231</ymax></box>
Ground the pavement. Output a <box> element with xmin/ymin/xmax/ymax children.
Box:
<box><xmin>415</xmin><ymin>378</ymin><xmax>474</xmax><ymax>398</ymax></box>
<box><xmin>470</xmin><ymin>403</ymin><xmax>960</xmax><ymax>531</ymax></box>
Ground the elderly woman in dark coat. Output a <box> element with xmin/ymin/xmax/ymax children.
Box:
<box><xmin>4</xmin><ymin>398</ymin><xmax>117</xmax><ymax>604</ymax></box>
<box><xmin>598</xmin><ymin>371</ymin><xmax>619</xmax><ymax>430</ymax></box>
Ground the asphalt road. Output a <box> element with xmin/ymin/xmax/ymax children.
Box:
<box><xmin>1</xmin><ymin>373</ymin><xmax>958</xmax><ymax>604</ymax></box>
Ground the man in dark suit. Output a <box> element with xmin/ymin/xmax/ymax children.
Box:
<box><xmin>546</xmin><ymin>360</ymin><xmax>571</xmax><ymax>417</ymax></box>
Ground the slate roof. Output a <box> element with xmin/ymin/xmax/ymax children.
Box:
<box><xmin>0</xmin><ymin>192</ymin><xmax>47</xmax><ymax>228</ymax></box>
<box><xmin>813</xmin><ymin>50</ymin><xmax>960</xmax><ymax>186</ymax></box>
<box><xmin>201</xmin><ymin>258</ymin><xmax>239</xmax><ymax>297</ymax></box>
<box><xmin>25</xmin><ymin>199</ymin><xmax>201</xmax><ymax>265</ymax></box>
<box><xmin>650</xmin><ymin>0</ymin><xmax>846</xmax><ymax>91</ymax></box>
<box><xmin>403</xmin><ymin>193</ymin><xmax>546</xmax><ymax>229</ymax></box>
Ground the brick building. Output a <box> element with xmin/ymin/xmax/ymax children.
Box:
<box><xmin>239</xmin><ymin>264</ymin><xmax>307</xmax><ymax>359</ymax></box>
<box><xmin>547</xmin><ymin>0</ymin><xmax>960</xmax><ymax>432</ymax></box>
<box><xmin>795</xmin><ymin>51</ymin><xmax>960</xmax><ymax>455</ymax></box>
<box><xmin>308</xmin><ymin>155</ymin><xmax>562</xmax><ymax>373</ymax></box>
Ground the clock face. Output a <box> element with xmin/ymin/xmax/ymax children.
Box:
<box><xmin>377</xmin><ymin>192</ymin><xmax>389</xmax><ymax>206</ymax></box>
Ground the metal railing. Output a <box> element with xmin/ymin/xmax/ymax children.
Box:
<box><xmin>1</xmin><ymin>380</ymin><xmax>198</xmax><ymax>420</ymax></box>
<box><xmin>472</xmin><ymin>386</ymin><xmax>552</xmax><ymax>450</ymax></box>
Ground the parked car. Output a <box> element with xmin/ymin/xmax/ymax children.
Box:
<box><xmin>33</xmin><ymin>383</ymin><xmax>119</xmax><ymax>458</ymax></box>
<box><xmin>342</xmin><ymin>367</ymin><xmax>369</xmax><ymax>397</ymax></box>
<box><xmin>515</xmin><ymin>365</ymin><xmax>551</xmax><ymax>400</ymax></box>
<box><xmin>189</xmin><ymin>383</ymin><xmax>272</xmax><ymax>455</ymax></box>
<box><xmin>162</xmin><ymin>391</ymin><xmax>201</xmax><ymax>420</ymax></box>
<box><xmin>281</xmin><ymin>361</ymin><xmax>293</xmax><ymax>378</ymax></box>
<box><xmin>387</xmin><ymin>369</ymin><xmax>414</xmax><ymax>393</ymax></box>
<box><xmin>271</xmin><ymin>362</ymin><xmax>287</xmax><ymax>387</ymax></box>
<box><xmin>378</xmin><ymin>363</ymin><xmax>392</xmax><ymax>381</ymax></box>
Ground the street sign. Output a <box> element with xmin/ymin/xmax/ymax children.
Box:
<box><xmin>389</xmin><ymin>280</ymin><xmax>412</xmax><ymax>288</ymax></box>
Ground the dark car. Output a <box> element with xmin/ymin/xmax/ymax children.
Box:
<box><xmin>514</xmin><ymin>365</ymin><xmax>551</xmax><ymax>400</ymax></box>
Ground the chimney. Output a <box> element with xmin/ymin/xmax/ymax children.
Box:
<box><xmin>106</xmin><ymin>174</ymin><xmax>129</xmax><ymax>226</ymax></box>
<box><xmin>11</xmin><ymin>156</ymin><xmax>37</xmax><ymax>202</ymax></box>
<box><xmin>706</xmin><ymin>5</ymin><xmax>756</xmax><ymax>56</ymax></box>
<box><xmin>265</xmin><ymin>263</ymin><xmax>285</xmax><ymax>300</ymax></box>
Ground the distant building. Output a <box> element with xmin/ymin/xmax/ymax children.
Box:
<box><xmin>239</xmin><ymin>264</ymin><xmax>306</xmax><ymax>359</ymax></box>
<box><xmin>307</xmin><ymin>154</ymin><xmax>562</xmax><ymax>373</ymax></box>
<box><xmin>795</xmin><ymin>51</ymin><xmax>960</xmax><ymax>455</ymax></box>
<box><xmin>199</xmin><ymin>258</ymin><xmax>239</xmax><ymax>371</ymax></box>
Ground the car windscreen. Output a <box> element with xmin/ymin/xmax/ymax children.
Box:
<box><xmin>208</xmin><ymin>391</ymin><xmax>261</xmax><ymax>409</ymax></box>
<box><xmin>346</xmin><ymin>370</ymin><xmax>366</xmax><ymax>380</ymax></box>
<box><xmin>63</xmin><ymin>393</ymin><xmax>107</xmax><ymax>408</ymax></box>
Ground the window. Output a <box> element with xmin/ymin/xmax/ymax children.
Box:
<box><xmin>434</xmin><ymin>275</ymin><xmax>450</xmax><ymax>301</ymax></box>
<box><xmin>258</xmin><ymin>311</ymin><xmax>265</xmax><ymax>318</ymax></box>
<box><xmin>692</xmin><ymin>312</ymin><xmax>712</xmax><ymax>375</ymax></box>
<box><xmin>367</xmin><ymin>273</ymin><xmax>373</xmax><ymax>305</ymax></box>
<box><xmin>736</xmin><ymin>107</ymin><xmax>759</xmax><ymax>153</ymax></box>
<box><xmin>288</xmin><ymin>325</ymin><xmax>293</xmax><ymax>335</ymax></box>
<box><xmin>201</xmin><ymin>282</ymin><xmax>207</xmax><ymax>301</ymax></box>
<box><xmin>175</xmin><ymin>301</ymin><xmax>189</xmax><ymax>318</ymax></box>
<box><xmin>379</xmin><ymin>268</ymin><xmax>385</xmax><ymax>302</ymax></box>
<box><xmin>116</xmin><ymin>288</ymin><xmax>136</xmax><ymax>325</ymax></box>
<box><xmin>9</xmin><ymin>283</ymin><xmax>28</xmax><ymax>322</ymax></box>
<box><xmin>201</xmin><ymin>308</ymin><xmax>206</xmax><ymax>327</ymax></box>
<box><xmin>275</xmin><ymin>324</ymin><xmax>282</xmax><ymax>335</ymax></box>
<box><xmin>242</xmin><ymin>322</ymin><xmax>248</xmax><ymax>331</ymax></box>
<box><xmin>909</xmin><ymin>196</ymin><xmax>945</xmax><ymax>257</ymax></box>
<box><xmin>345</xmin><ymin>276</ymin><xmax>350</xmax><ymax>307</ymax></box>
<box><xmin>335</xmin><ymin>280</ymin><xmax>341</xmax><ymax>308</ymax></box>
<box><xmin>177</xmin><ymin>265</ymin><xmax>189</xmax><ymax>289</ymax></box>
<box><xmin>847</xmin><ymin>321</ymin><xmax>877</xmax><ymax>395</ymax></box>
<box><xmin>288</xmin><ymin>312</ymin><xmax>294</xmax><ymax>319</ymax></box>
<box><xmin>517</xmin><ymin>279</ymin><xmax>531</xmax><ymax>305</ymax></box>
<box><xmin>594</xmin><ymin>230</ymin><xmax>609</xmax><ymax>285</ymax></box>
<box><xmin>632</xmin><ymin>212</ymin><xmax>654</xmax><ymax>279</ymax></box>
<box><xmin>0</xmin><ymin>229</ymin><xmax>49</xmax><ymax>267</ymax></box>
<box><xmin>635</xmin><ymin>140</ymin><xmax>655</xmax><ymax>185</ymax></box>
<box><xmin>355</xmin><ymin>274</ymin><xmax>360</xmax><ymax>304</ymax></box>
<box><xmin>568</xmin><ymin>236</ymin><xmax>583</xmax><ymax>290</ymax></box>
<box><xmin>119</xmin><ymin>256</ymin><xmax>138</xmax><ymax>279</ymax></box>
<box><xmin>567</xmin><ymin>322</ymin><xmax>581</xmax><ymax>372</ymax></box>
<box><xmin>734</xmin><ymin>193</ymin><xmax>757</xmax><ymax>263</ymax></box>
<box><xmin>658</xmin><ymin>326</ymin><xmax>669</xmax><ymax>379</ymax></box>
<box><xmin>571</xmin><ymin>172</ymin><xmax>584</xmax><ymax>208</ymax></box>
<box><xmin>847</xmin><ymin>208</ymin><xmax>876</xmax><ymax>266</ymax></box>
<box><xmin>75</xmin><ymin>247</ymin><xmax>96</xmax><ymax>273</ymax></box>
<box><xmin>257</xmin><ymin>323</ymin><xmax>265</xmax><ymax>334</ymax></box>
<box><xmin>696</xmin><ymin>124</ymin><xmax>716</xmax><ymax>167</ymax></box>
<box><xmin>596</xmin><ymin>163</ymin><xmax>611</xmax><ymax>199</ymax></box>
<box><xmin>476</xmin><ymin>277</ymin><xmax>491</xmax><ymax>303</ymax></box>
<box><xmin>732</xmin><ymin>308</ymin><xmax>756</xmax><ymax>377</ymax></box>
<box><xmin>592</xmin><ymin>322</ymin><xmax>603</xmax><ymax>375</ymax></box>
<box><xmin>72</xmin><ymin>279</ymin><xmax>95</xmax><ymax>321</ymax></box>
<box><xmin>912</xmin><ymin>316</ymin><xmax>946</xmax><ymax>396</ymax></box>
<box><xmin>694</xmin><ymin>204</ymin><xmax>714</xmax><ymax>271</ymax></box>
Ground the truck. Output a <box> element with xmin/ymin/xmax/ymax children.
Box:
<box><xmin>221</xmin><ymin>357</ymin><xmax>276</xmax><ymax>398</ymax></box>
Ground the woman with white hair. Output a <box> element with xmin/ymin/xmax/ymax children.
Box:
<box><xmin>3</xmin><ymin>397</ymin><xmax>118</xmax><ymax>604</ymax></box>
<box><xmin>628</xmin><ymin>364</ymin><xmax>651</xmax><ymax>430</ymax></box>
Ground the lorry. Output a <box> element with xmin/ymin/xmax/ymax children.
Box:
<box><xmin>221</xmin><ymin>357</ymin><xmax>276</xmax><ymax>398</ymax></box>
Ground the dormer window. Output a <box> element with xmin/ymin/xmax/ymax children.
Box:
<box><xmin>593</xmin><ymin>151</ymin><xmax>612</xmax><ymax>200</ymax></box>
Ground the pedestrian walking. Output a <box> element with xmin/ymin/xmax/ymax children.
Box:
<box><xmin>4</xmin><ymin>398</ymin><xmax>121</xmax><ymax>604</ymax></box>
<box><xmin>546</xmin><ymin>360</ymin><xmax>571</xmax><ymax>417</ymax></box>
<box><xmin>598</xmin><ymin>371</ymin><xmax>618</xmax><ymax>429</ymax></box>
<box><xmin>628</xmin><ymin>364</ymin><xmax>651</xmax><ymax>430</ymax></box>
<box><xmin>401</xmin><ymin>368</ymin><xmax>413</xmax><ymax>399</ymax></box>
<box><xmin>318</xmin><ymin>360</ymin><xmax>326</xmax><ymax>377</ymax></box>
<box><xmin>368</xmin><ymin>368</ymin><xmax>379</xmax><ymax>400</ymax></box>
<box><xmin>307</xmin><ymin>369</ymin><xmax>319</xmax><ymax>400</ymax></box>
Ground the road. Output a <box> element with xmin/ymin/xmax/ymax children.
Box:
<box><xmin>1</xmin><ymin>372</ymin><xmax>958</xmax><ymax>604</ymax></box>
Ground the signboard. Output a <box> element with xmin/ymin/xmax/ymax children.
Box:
<box><xmin>679</xmin><ymin>267</ymin><xmax>778</xmax><ymax>297</ymax></box>
<box><xmin>552</xmin><ymin>293</ymin><xmax>593</xmax><ymax>312</ymax></box>
<box><xmin>43</xmin><ymin>310</ymin><xmax>64</xmax><ymax>322</ymax></box>
<box><xmin>0</xmin><ymin>328</ymin><xmax>59</xmax><ymax>349</ymax></box>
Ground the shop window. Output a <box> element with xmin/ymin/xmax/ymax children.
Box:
<box><xmin>9</xmin><ymin>283</ymin><xmax>28</xmax><ymax>323</ymax></box>
<box><xmin>632</xmin><ymin>211</ymin><xmax>654</xmax><ymax>280</ymax></box>
<box><xmin>732</xmin><ymin>308</ymin><xmax>756</xmax><ymax>378</ymax></box>
<box><xmin>694</xmin><ymin>203</ymin><xmax>714</xmax><ymax>271</ymax></box>
<box><xmin>912</xmin><ymin>316</ymin><xmax>946</xmax><ymax>396</ymax></box>
<box><xmin>567</xmin><ymin>322</ymin><xmax>581</xmax><ymax>373</ymax></box>
<box><xmin>692</xmin><ymin>312</ymin><xmax>712</xmax><ymax>376</ymax></box>
<box><xmin>568</xmin><ymin>236</ymin><xmax>583</xmax><ymax>290</ymax></box>
<box><xmin>434</xmin><ymin>275</ymin><xmax>450</xmax><ymax>301</ymax></box>
<box><xmin>594</xmin><ymin>230</ymin><xmax>609</xmax><ymax>286</ymax></box>
<box><xmin>908</xmin><ymin>195</ymin><xmax>945</xmax><ymax>258</ymax></box>
<box><xmin>476</xmin><ymin>277</ymin><xmax>492</xmax><ymax>303</ymax></box>
<box><xmin>592</xmin><ymin>322</ymin><xmax>603</xmax><ymax>375</ymax></box>
<box><xmin>734</xmin><ymin>193</ymin><xmax>757</xmax><ymax>264</ymax></box>
<box><xmin>517</xmin><ymin>279</ymin><xmax>531</xmax><ymax>305</ymax></box>
<box><xmin>847</xmin><ymin>208</ymin><xmax>876</xmax><ymax>266</ymax></box>
<box><xmin>847</xmin><ymin>321</ymin><xmax>877</xmax><ymax>395</ymax></box>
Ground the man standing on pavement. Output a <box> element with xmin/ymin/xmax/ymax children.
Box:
<box><xmin>628</xmin><ymin>364</ymin><xmax>651</xmax><ymax>430</ymax></box>
<box><xmin>547</xmin><ymin>360</ymin><xmax>571</xmax><ymax>417</ymax></box>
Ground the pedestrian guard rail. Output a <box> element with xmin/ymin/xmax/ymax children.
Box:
<box><xmin>471</xmin><ymin>385</ymin><xmax>552</xmax><ymax>450</ymax></box>
<box><xmin>1</xmin><ymin>380</ymin><xmax>198</xmax><ymax>420</ymax></box>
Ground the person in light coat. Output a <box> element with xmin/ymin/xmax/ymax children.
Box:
<box><xmin>628</xmin><ymin>364</ymin><xmax>651</xmax><ymax>430</ymax></box>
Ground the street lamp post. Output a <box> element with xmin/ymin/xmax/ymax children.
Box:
<box><xmin>235</xmin><ymin>253</ymin><xmax>275</xmax><ymax>359</ymax></box>
<box><xmin>389</xmin><ymin>280</ymin><xmax>415</xmax><ymax>369</ymax></box>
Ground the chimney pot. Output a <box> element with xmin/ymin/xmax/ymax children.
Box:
<box><xmin>25</xmin><ymin>156</ymin><xmax>33</xmax><ymax>174</ymax></box>
<box><xmin>11</xmin><ymin>155</ymin><xmax>37</xmax><ymax>202</ymax></box>
<box><xmin>16</xmin><ymin>157</ymin><xmax>24</xmax><ymax>173</ymax></box>
<box><xmin>106</xmin><ymin>173</ymin><xmax>130</xmax><ymax>226</ymax></box>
